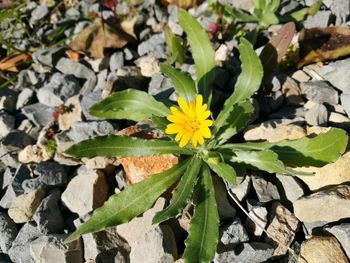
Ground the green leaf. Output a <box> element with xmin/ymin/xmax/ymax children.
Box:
<box><xmin>214</xmin><ymin>38</ymin><xmax>263</xmax><ymax>133</ymax></box>
<box><xmin>160</xmin><ymin>63</ymin><xmax>196</xmax><ymax>103</ymax></box>
<box><xmin>164</xmin><ymin>26</ymin><xmax>185</xmax><ymax>64</ymax></box>
<box><xmin>220</xmin><ymin>128</ymin><xmax>348</xmax><ymax>167</ymax></box>
<box><xmin>88</xmin><ymin>89</ymin><xmax>169</xmax><ymax>121</ymax></box>
<box><xmin>153</xmin><ymin>156</ymin><xmax>202</xmax><ymax>224</ymax></box>
<box><xmin>214</xmin><ymin>100</ymin><xmax>254</xmax><ymax>146</ymax></box>
<box><xmin>183</xmin><ymin>164</ymin><xmax>219</xmax><ymax>263</ymax></box>
<box><xmin>178</xmin><ymin>9</ymin><xmax>215</xmax><ymax>100</ymax></box>
<box><xmin>280</xmin><ymin>1</ymin><xmax>321</xmax><ymax>22</ymax></box>
<box><xmin>260</xmin><ymin>10</ymin><xmax>279</xmax><ymax>25</ymax></box>
<box><xmin>206</xmin><ymin>159</ymin><xmax>236</xmax><ymax>185</ymax></box>
<box><xmin>65</xmin><ymin>160</ymin><xmax>189</xmax><ymax>243</ymax></box>
<box><xmin>223</xmin><ymin>149</ymin><xmax>297</xmax><ymax>175</ymax></box>
<box><xmin>269</xmin><ymin>0</ymin><xmax>281</xmax><ymax>13</ymax></box>
<box><xmin>65</xmin><ymin>135</ymin><xmax>192</xmax><ymax>158</ymax></box>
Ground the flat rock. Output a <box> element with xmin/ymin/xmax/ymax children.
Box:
<box><xmin>304</xmin><ymin>103</ymin><xmax>328</xmax><ymax>126</ymax></box>
<box><xmin>295</xmin><ymin>151</ymin><xmax>350</xmax><ymax>191</ymax></box>
<box><xmin>30</xmin><ymin>234</ymin><xmax>83</xmax><ymax>263</ymax></box>
<box><xmin>315</xmin><ymin>58</ymin><xmax>350</xmax><ymax>93</ymax></box>
<box><xmin>293</xmin><ymin>184</ymin><xmax>350</xmax><ymax>223</ymax></box>
<box><xmin>32</xmin><ymin>47</ymin><xmax>66</xmax><ymax>68</ymax></box>
<box><xmin>300</xmin><ymin>81</ymin><xmax>338</xmax><ymax>105</ymax></box>
<box><xmin>281</xmin><ymin>76</ymin><xmax>304</xmax><ymax>106</ymax></box>
<box><xmin>217</xmin><ymin>217</ymin><xmax>249</xmax><ymax>251</ymax></box>
<box><xmin>0</xmin><ymin>165</ymin><xmax>31</xmax><ymax>208</ymax></box>
<box><xmin>328</xmin><ymin>112</ymin><xmax>350</xmax><ymax>130</ymax></box>
<box><xmin>0</xmin><ymin>110</ymin><xmax>15</xmax><ymax>138</ymax></box>
<box><xmin>8</xmin><ymin>222</ymin><xmax>42</xmax><ymax>263</ymax></box>
<box><xmin>265</xmin><ymin>203</ymin><xmax>300</xmax><ymax>257</ymax></box>
<box><xmin>299</xmin><ymin>236</ymin><xmax>348</xmax><ymax>263</ymax></box>
<box><xmin>251</xmin><ymin>175</ymin><xmax>280</xmax><ymax>203</ymax></box>
<box><xmin>34</xmin><ymin>189</ymin><xmax>64</xmax><ymax>234</ymax></box>
<box><xmin>1</xmin><ymin>130</ymin><xmax>35</xmax><ymax>152</ymax></box>
<box><xmin>244</xmin><ymin>122</ymin><xmax>306</xmax><ymax>142</ymax></box>
<box><xmin>74</xmin><ymin>222</ymin><xmax>130</xmax><ymax>263</ymax></box>
<box><xmin>136</xmin><ymin>56</ymin><xmax>160</xmax><ymax>77</ymax></box>
<box><xmin>117</xmin><ymin>197</ymin><xmax>166</xmax><ymax>245</ymax></box>
<box><xmin>303</xmin><ymin>10</ymin><xmax>331</xmax><ymax>28</ymax></box>
<box><xmin>245</xmin><ymin>205</ymin><xmax>268</xmax><ymax>238</ymax></box>
<box><xmin>340</xmin><ymin>93</ymin><xmax>350</xmax><ymax>117</ymax></box>
<box><xmin>227</xmin><ymin>175</ymin><xmax>251</xmax><ymax>201</ymax></box>
<box><xmin>61</xmin><ymin>166</ymin><xmax>108</xmax><ymax>217</ymax></box>
<box><xmin>275</xmin><ymin>174</ymin><xmax>304</xmax><ymax>202</ymax></box>
<box><xmin>129</xmin><ymin>225</ymin><xmax>177</xmax><ymax>263</ymax></box>
<box><xmin>22</xmin><ymin>103</ymin><xmax>55</xmax><ymax>127</ymax></box>
<box><xmin>214</xmin><ymin>242</ymin><xmax>274</xmax><ymax>263</ymax></box>
<box><xmin>324</xmin><ymin>223</ymin><xmax>350</xmax><ymax>259</ymax></box>
<box><xmin>0</xmin><ymin>212</ymin><xmax>18</xmax><ymax>253</ymax></box>
<box><xmin>8</xmin><ymin>189</ymin><xmax>45</xmax><ymax>223</ymax></box>
<box><xmin>33</xmin><ymin>161</ymin><xmax>67</xmax><ymax>186</ymax></box>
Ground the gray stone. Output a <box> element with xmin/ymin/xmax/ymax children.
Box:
<box><xmin>74</xmin><ymin>220</ymin><xmax>130</xmax><ymax>263</ymax></box>
<box><xmin>227</xmin><ymin>175</ymin><xmax>251</xmax><ymax>201</ymax></box>
<box><xmin>329</xmin><ymin>0</ymin><xmax>350</xmax><ymax>25</ymax></box>
<box><xmin>37</xmin><ymin>73</ymin><xmax>81</xmax><ymax>107</ymax></box>
<box><xmin>61</xmin><ymin>166</ymin><xmax>109</xmax><ymax>216</ymax></box>
<box><xmin>0</xmin><ymin>212</ymin><xmax>18</xmax><ymax>253</ymax></box>
<box><xmin>0</xmin><ymin>165</ymin><xmax>31</xmax><ymax>208</ymax></box>
<box><xmin>148</xmin><ymin>73</ymin><xmax>174</xmax><ymax>101</ymax></box>
<box><xmin>1</xmin><ymin>130</ymin><xmax>35</xmax><ymax>152</ymax></box>
<box><xmin>0</xmin><ymin>110</ymin><xmax>15</xmax><ymax>138</ymax></box>
<box><xmin>328</xmin><ymin>112</ymin><xmax>350</xmax><ymax>130</ymax></box>
<box><xmin>110</xmin><ymin>52</ymin><xmax>124</xmax><ymax>72</ymax></box>
<box><xmin>324</xmin><ymin>223</ymin><xmax>350</xmax><ymax>258</ymax></box>
<box><xmin>217</xmin><ymin>217</ymin><xmax>249</xmax><ymax>251</ymax></box>
<box><xmin>32</xmin><ymin>47</ymin><xmax>66</xmax><ymax>68</ymax></box>
<box><xmin>30</xmin><ymin>5</ymin><xmax>49</xmax><ymax>25</ymax></box>
<box><xmin>300</xmin><ymin>81</ymin><xmax>339</xmax><ymax>105</ymax></box>
<box><xmin>55</xmin><ymin>58</ymin><xmax>96</xmax><ymax>94</ymax></box>
<box><xmin>275</xmin><ymin>174</ymin><xmax>304</xmax><ymax>202</ymax></box>
<box><xmin>251</xmin><ymin>175</ymin><xmax>280</xmax><ymax>203</ymax></box>
<box><xmin>293</xmin><ymin>184</ymin><xmax>350</xmax><ymax>223</ymax></box>
<box><xmin>33</xmin><ymin>161</ymin><xmax>67</xmax><ymax>186</ymax></box>
<box><xmin>30</xmin><ymin>234</ymin><xmax>83</xmax><ymax>263</ymax></box>
<box><xmin>65</xmin><ymin>7</ymin><xmax>80</xmax><ymax>20</ymax></box>
<box><xmin>1</xmin><ymin>167</ymin><xmax>14</xmax><ymax>190</ymax></box>
<box><xmin>214</xmin><ymin>242</ymin><xmax>274</xmax><ymax>263</ymax></box>
<box><xmin>305</xmin><ymin>103</ymin><xmax>328</xmax><ymax>126</ymax></box>
<box><xmin>316</xmin><ymin>58</ymin><xmax>350</xmax><ymax>93</ymax></box>
<box><xmin>34</xmin><ymin>189</ymin><xmax>64</xmax><ymax>234</ymax></box>
<box><xmin>123</xmin><ymin>47</ymin><xmax>138</xmax><ymax>61</ymax></box>
<box><xmin>213</xmin><ymin>176</ymin><xmax>236</xmax><ymax>219</ymax></box>
<box><xmin>16</xmin><ymin>88</ymin><xmax>34</xmax><ymax>110</ymax></box>
<box><xmin>245</xmin><ymin>204</ymin><xmax>268</xmax><ymax>238</ymax></box>
<box><xmin>303</xmin><ymin>10</ymin><xmax>331</xmax><ymax>28</ymax></box>
<box><xmin>268</xmin><ymin>106</ymin><xmax>305</xmax><ymax>119</ymax></box>
<box><xmin>22</xmin><ymin>103</ymin><xmax>55</xmax><ymax>127</ymax></box>
<box><xmin>129</xmin><ymin>225</ymin><xmax>177</xmax><ymax>263</ymax></box>
<box><xmin>137</xmin><ymin>33</ymin><xmax>166</xmax><ymax>59</ymax></box>
<box><xmin>22</xmin><ymin>178</ymin><xmax>46</xmax><ymax>193</ymax></box>
<box><xmin>14</xmin><ymin>70</ymin><xmax>40</xmax><ymax>90</ymax></box>
<box><xmin>340</xmin><ymin>93</ymin><xmax>350</xmax><ymax>117</ymax></box>
<box><xmin>0</xmin><ymin>88</ymin><xmax>17</xmax><ymax>112</ymax></box>
<box><xmin>80</xmin><ymin>91</ymin><xmax>102</xmax><ymax>120</ymax></box>
<box><xmin>8</xmin><ymin>222</ymin><xmax>42</xmax><ymax>263</ymax></box>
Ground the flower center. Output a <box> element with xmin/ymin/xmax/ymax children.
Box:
<box><xmin>189</xmin><ymin>119</ymin><xmax>200</xmax><ymax>132</ymax></box>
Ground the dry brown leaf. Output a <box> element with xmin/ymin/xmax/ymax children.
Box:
<box><xmin>65</xmin><ymin>49</ymin><xmax>80</xmax><ymax>62</ymax></box>
<box><xmin>0</xmin><ymin>0</ymin><xmax>13</xmax><ymax>9</ymax></box>
<box><xmin>298</xmin><ymin>27</ymin><xmax>350</xmax><ymax>69</ymax></box>
<box><xmin>0</xmin><ymin>53</ymin><xmax>31</xmax><ymax>72</ymax></box>
<box><xmin>69</xmin><ymin>18</ymin><xmax>136</xmax><ymax>59</ymax></box>
<box><xmin>161</xmin><ymin>0</ymin><xmax>196</xmax><ymax>9</ymax></box>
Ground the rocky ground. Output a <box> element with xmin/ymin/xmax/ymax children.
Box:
<box><xmin>1</xmin><ymin>0</ymin><xmax>350</xmax><ymax>262</ymax></box>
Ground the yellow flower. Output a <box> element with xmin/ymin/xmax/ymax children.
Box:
<box><xmin>165</xmin><ymin>95</ymin><xmax>213</xmax><ymax>148</ymax></box>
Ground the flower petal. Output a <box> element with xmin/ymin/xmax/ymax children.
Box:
<box><xmin>197</xmin><ymin>134</ymin><xmax>205</xmax><ymax>145</ymax></box>
<box><xmin>175</xmin><ymin>132</ymin><xmax>183</xmax><ymax>142</ymax></box>
<box><xmin>165</xmin><ymin>123</ymin><xmax>181</xmax><ymax>134</ymax></box>
<box><xmin>177</xmin><ymin>97</ymin><xmax>191</xmax><ymax>116</ymax></box>
<box><xmin>202</xmin><ymin>119</ymin><xmax>213</xmax><ymax>127</ymax></box>
<box><xmin>191</xmin><ymin>132</ymin><xmax>198</xmax><ymax>148</ymax></box>
<box><xmin>199</xmin><ymin>126</ymin><xmax>212</xmax><ymax>138</ymax></box>
<box><xmin>199</xmin><ymin>110</ymin><xmax>211</xmax><ymax>120</ymax></box>
<box><xmin>179</xmin><ymin>132</ymin><xmax>191</xmax><ymax>148</ymax></box>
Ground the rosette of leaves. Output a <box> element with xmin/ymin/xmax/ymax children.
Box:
<box><xmin>64</xmin><ymin>9</ymin><xmax>348</xmax><ymax>263</ymax></box>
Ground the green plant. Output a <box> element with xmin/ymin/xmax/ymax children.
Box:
<box><xmin>209</xmin><ymin>0</ymin><xmax>321</xmax><ymax>31</ymax></box>
<box><xmin>63</xmin><ymin>9</ymin><xmax>347</xmax><ymax>262</ymax></box>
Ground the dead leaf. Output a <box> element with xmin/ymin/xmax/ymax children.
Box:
<box><xmin>65</xmin><ymin>49</ymin><xmax>80</xmax><ymax>62</ymax></box>
<box><xmin>0</xmin><ymin>53</ymin><xmax>31</xmax><ymax>72</ymax></box>
<box><xmin>260</xmin><ymin>22</ymin><xmax>296</xmax><ymax>73</ymax></box>
<box><xmin>298</xmin><ymin>27</ymin><xmax>350</xmax><ymax>69</ymax></box>
<box><xmin>161</xmin><ymin>0</ymin><xmax>196</xmax><ymax>9</ymax></box>
<box><xmin>69</xmin><ymin>18</ymin><xmax>136</xmax><ymax>59</ymax></box>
